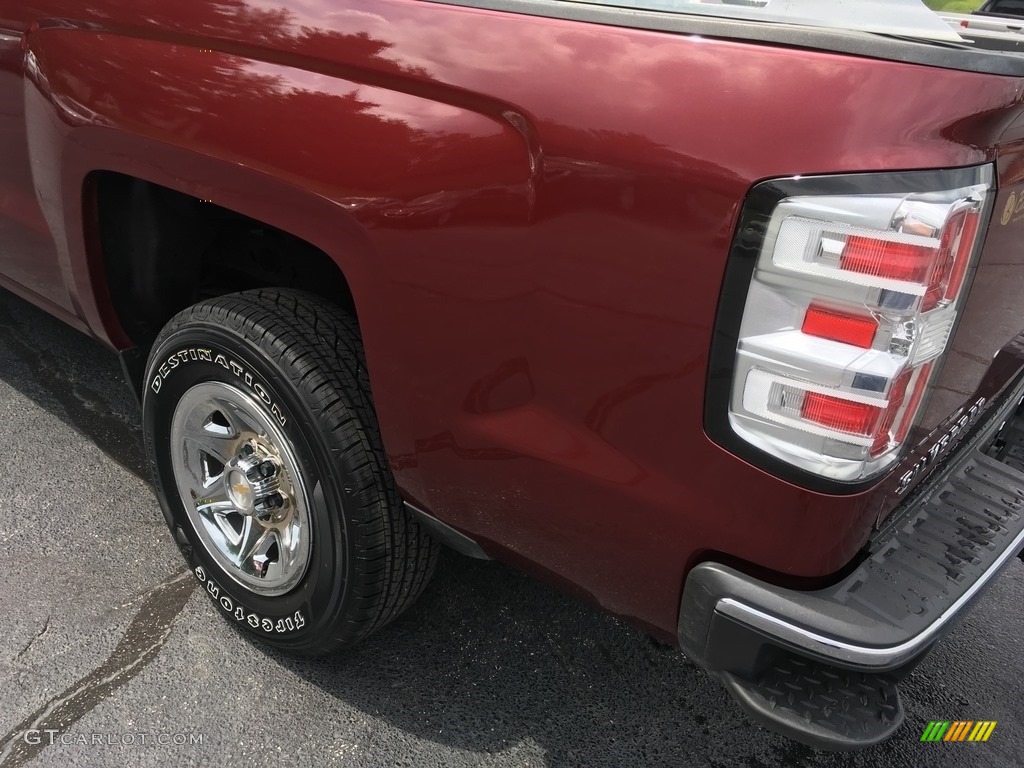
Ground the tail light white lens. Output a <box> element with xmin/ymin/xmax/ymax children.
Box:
<box><xmin>711</xmin><ymin>166</ymin><xmax>993</xmax><ymax>485</ymax></box>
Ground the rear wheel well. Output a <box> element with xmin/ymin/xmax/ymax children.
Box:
<box><xmin>91</xmin><ymin>171</ymin><xmax>357</xmax><ymax>353</ymax></box>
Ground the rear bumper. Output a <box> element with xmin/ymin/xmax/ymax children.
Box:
<box><xmin>679</xmin><ymin>372</ymin><xmax>1024</xmax><ymax>750</ymax></box>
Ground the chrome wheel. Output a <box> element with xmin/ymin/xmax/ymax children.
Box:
<box><xmin>170</xmin><ymin>381</ymin><xmax>311</xmax><ymax>596</ymax></box>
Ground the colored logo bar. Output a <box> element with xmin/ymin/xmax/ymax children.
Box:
<box><xmin>920</xmin><ymin>721</ymin><xmax>997</xmax><ymax>742</ymax></box>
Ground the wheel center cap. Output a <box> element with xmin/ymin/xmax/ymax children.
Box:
<box><xmin>226</xmin><ymin>469</ymin><xmax>255</xmax><ymax>512</ymax></box>
<box><xmin>224</xmin><ymin>444</ymin><xmax>285</xmax><ymax>518</ymax></box>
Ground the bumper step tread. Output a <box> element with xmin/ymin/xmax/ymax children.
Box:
<box><xmin>831</xmin><ymin>453</ymin><xmax>1024</xmax><ymax>637</ymax></box>
<box><xmin>722</xmin><ymin>656</ymin><xmax>901</xmax><ymax>750</ymax></box>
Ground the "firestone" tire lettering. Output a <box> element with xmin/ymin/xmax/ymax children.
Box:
<box><xmin>150</xmin><ymin>348</ymin><xmax>287</xmax><ymax>426</ymax></box>
<box><xmin>192</xmin><ymin>566</ymin><xmax>306</xmax><ymax>633</ymax></box>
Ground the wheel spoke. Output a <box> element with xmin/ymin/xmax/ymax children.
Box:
<box><xmin>217</xmin><ymin>399</ymin><xmax>266</xmax><ymax>440</ymax></box>
<box><xmin>242</xmin><ymin>526</ymin><xmax>279</xmax><ymax>580</ymax></box>
<box><xmin>179</xmin><ymin>397</ymin><xmax>249</xmax><ymax>481</ymax></box>
<box><xmin>177</xmin><ymin>449</ymin><xmax>202</xmax><ymax>500</ymax></box>
<box><xmin>277</xmin><ymin>520</ymin><xmax>301</xmax><ymax>570</ymax></box>
<box><xmin>231</xmin><ymin>517</ymin><xmax>273</xmax><ymax>569</ymax></box>
<box><xmin>183</xmin><ymin>431</ymin><xmax>236</xmax><ymax>468</ymax></box>
<box><xmin>193</xmin><ymin>495</ymin><xmax>234</xmax><ymax>520</ymax></box>
<box><xmin>194</xmin><ymin>493</ymin><xmax>236</xmax><ymax>522</ymax></box>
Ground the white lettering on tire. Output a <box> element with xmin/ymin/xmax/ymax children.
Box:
<box><xmin>150</xmin><ymin>347</ymin><xmax>287</xmax><ymax>426</ymax></box>
<box><xmin>191</xmin><ymin>564</ymin><xmax>306</xmax><ymax>633</ymax></box>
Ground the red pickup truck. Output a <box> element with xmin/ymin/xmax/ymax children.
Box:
<box><xmin>3</xmin><ymin>0</ymin><xmax>1024</xmax><ymax>750</ymax></box>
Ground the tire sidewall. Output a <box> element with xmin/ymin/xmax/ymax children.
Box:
<box><xmin>143</xmin><ymin>323</ymin><xmax>352</xmax><ymax>648</ymax></box>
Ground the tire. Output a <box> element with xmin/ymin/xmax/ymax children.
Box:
<box><xmin>142</xmin><ymin>288</ymin><xmax>438</xmax><ymax>654</ymax></box>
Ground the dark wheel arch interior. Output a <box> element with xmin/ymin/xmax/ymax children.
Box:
<box><xmin>90</xmin><ymin>171</ymin><xmax>357</xmax><ymax>397</ymax></box>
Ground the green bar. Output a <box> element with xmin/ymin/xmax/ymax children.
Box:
<box><xmin>921</xmin><ymin>721</ymin><xmax>950</xmax><ymax>742</ymax></box>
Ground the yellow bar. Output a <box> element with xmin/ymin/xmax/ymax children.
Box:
<box><xmin>981</xmin><ymin>721</ymin><xmax>997</xmax><ymax>742</ymax></box>
<box><xmin>968</xmin><ymin>722</ymin><xmax>985</xmax><ymax>741</ymax></box>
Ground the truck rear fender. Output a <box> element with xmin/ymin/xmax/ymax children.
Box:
<box><xmin>21</xmin><ymin>22</ymin><xmax>536</xmax><ymax>349</ymax></box>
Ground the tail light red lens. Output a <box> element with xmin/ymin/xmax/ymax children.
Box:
<box><xmin>870</xmin><ymin>367</ymin><xmax>912</xmax><ymax>457</ymax></box>
<box><xmin>799</xmin><ymin>366</ymin><xmax>916</xmax><ymax>457</ymax></box>
<box><xmin>802</xmin><ymin>393</ymin><xmax>881</xmax><ymax>435</ymax></box>
<box><xmin>840</xmin><ymin>237</ymin><xmax>934</xmax><ymax>283</ymax></box>
<box><xmin>892</xmin><ymin>362</ymin><xmax>934</xmax><ymax>446</ymax></box>
<box><xmin>711</xmin><ymin>165</ymin><xmax>993</xmax><ymax>485</ymax></box>
<box><xmin>928</xmin><ymin>206</ymin><xmax>981</xmax><ymax>310</ymax></box>
<box><xmin>801</xmin><ymin>304</ymin><xmax>877</xmax><ymax>348</ymax></box>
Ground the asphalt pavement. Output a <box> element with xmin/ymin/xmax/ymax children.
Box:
<box><xmin>0</xmin><ymin>286</ymin><xmax>1022</xmax><ymax>768</ymax></box>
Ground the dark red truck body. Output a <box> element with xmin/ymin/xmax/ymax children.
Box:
<box><xmin>4</xmin><ymin>0</ymin><xmax>1024</xmax><ymax>748</ymax></box>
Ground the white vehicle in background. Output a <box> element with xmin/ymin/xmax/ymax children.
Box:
<box><xmin>974</xmin><ymin>0</ymin><xmax>1024</xmax><ymax>20</ymax></box>
<box><xmin>941</xmin><ymin>1</ymin><xmax>1024</xmax><ymax>52</ymax></box>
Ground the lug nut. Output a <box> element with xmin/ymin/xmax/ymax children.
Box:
<box><xmin>241</xmin><ymin>443</ymin><xmax>255</xmax><ymax>456</ymax></box>
<box><xmin>244</xmin><ymin>460</ymin><xmax>277</xmax><ymax>483</ymax></box>
<box><xmin>255</xmin><ymin>493</ymin><xmax>284</xmax><ymax>515</ymax></box>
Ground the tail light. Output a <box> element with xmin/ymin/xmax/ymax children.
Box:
<box><xmin>707</xmin><ymin>166</ymin><xmax>993</xmax><ymax>486</ymax></box>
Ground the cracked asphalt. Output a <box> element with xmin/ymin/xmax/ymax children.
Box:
<box><xmin>0</xmin><ymin>286</ymin><xmax>1023</xmax><ymax>768</ymax></box>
